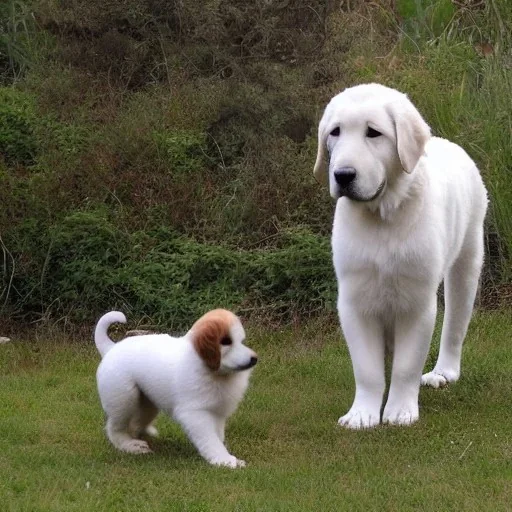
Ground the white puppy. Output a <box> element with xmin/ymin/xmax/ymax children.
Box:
<box><xmin>314</xmin><ymin>83</ymin><xmax>488</xmax><ymax>428</ymax></box>
<box><xmin>94</xmin><ymin>309</ymin><xmax>257</xmax><ymax>468</ymax></box>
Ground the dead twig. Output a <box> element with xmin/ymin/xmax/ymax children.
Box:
<box><xmin>458</xmin><ymin>441</ymin><xmax>473</xmax><ymax>461</ymax></box>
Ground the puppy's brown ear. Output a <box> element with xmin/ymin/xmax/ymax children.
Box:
<box><xmin>192</xmin><ymin>318</ymin><xmax>223</xmax><ymax>371</ymax></box>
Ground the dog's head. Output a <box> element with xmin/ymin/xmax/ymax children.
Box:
<box><xmin>190</xmin><ymin>309</ymin><xmax>257</xmax><ymax>375</ymax></box>
<box><xmin>314</xmin><ymin>83</ymin><xmax>431</xmax><ymax>202</ymax></box>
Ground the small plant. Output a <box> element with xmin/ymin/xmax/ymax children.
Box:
<box><xmin>396</xmin><ymin>0</ymin><xmax>456</xmax><ymax>42</ymax></box>
<box><xmin>152</xmin><ymin>130</ymin><xmax>207</xmax><ymax>176</ymax></box>
<box><xmin>0</xmin><ymin>0</ymin><xmax>34</xmax><ymax>82</ymax></box>
<box><xmin>0</xmin><ymin>86</ymin><xmax>37</xmax><ymax>164</ymax></box>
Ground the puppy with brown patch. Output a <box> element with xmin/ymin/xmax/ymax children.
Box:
<box><xmin>94</xmin><ymin>309</ymin><xmax>257</xmax><ymax>468</ymax></box>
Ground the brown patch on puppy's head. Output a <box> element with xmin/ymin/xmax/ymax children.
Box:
<box><xmin>190</xmin><ymin>309</ymin><xmax>237</xmax><ymax>371</ymax></box>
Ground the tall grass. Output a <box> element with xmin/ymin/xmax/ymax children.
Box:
<box><xmin>0</xmin><ymin>0</ymin><xmax>32</xmax><ymax>81</ymax></box>
<box><xmin>396</xmin><ymin>0</ymin><xmax>512</xmax><ymax>280</ymax></box>
<box><xmin>465</xmin><ymin>61</ymin><xmax>512</xmax><ymax>279</ymax></box>
<box><xmin>344</xmin><ymin>0</ymin><xmax>512</xmax><ymax>281</ymax></box>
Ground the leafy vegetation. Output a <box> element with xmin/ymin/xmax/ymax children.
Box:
<box><xmin>4</xmin><ymin>209</ymin><xmax>334</xmax><ymax>328</ymax></box>
<box><xmin>1</xmin><ymin>0</ymin><xmax>511</xmax><ymax>328</ymax></box>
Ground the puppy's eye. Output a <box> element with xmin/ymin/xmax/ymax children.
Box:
<box><xmin>329</xmin><ymin>127</ymin><xmax>340</xmax><ymax>137</ymax></box>
<box><xmin>366</xmin><ymin>127</ymin><xmax>382</xmax><ymax>138</ymax></box>
<box><xmin>220</xmin><ymin>336</ymin><xmax>232</xmax><ymax>346</ymax></box>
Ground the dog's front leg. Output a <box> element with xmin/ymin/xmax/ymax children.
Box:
<box><xmin>383</xmin><ymin>299</ymin><xmax>437</xmax><ymax>426</ymax></box>
<box><xmin>174</xmin><ymin>410</ymin><xmax>245</xmax><ymax>468</ymax></box>
<box><xmin>215</xmin><ymin>417</ymin><xmax>226</xmax><ymax>443</ymax></box>
<box><xmin>338</xmin><ymin>300</ymin><xmax>385</xmax><ymax>429</ymax></box>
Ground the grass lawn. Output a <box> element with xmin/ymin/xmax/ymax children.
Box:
<box><xmin>1</xmin><ymin>310</ymin><xmax>511</xmax><ymax>511</ymax></box>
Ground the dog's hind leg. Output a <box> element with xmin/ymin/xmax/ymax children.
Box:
<box><xmin>103</xmin><ymin>384</ymin><xmax>153</xmax><ymax>454</ymax></box>
<box><xmin>422</xmin><ymin>224</ymin><xmax>484</xmax><ymax>388</ymax></box>
<box><xmin>130</xmin><ymin>392</ymin><xmax>159</xmax><ymax>438</ymax></box>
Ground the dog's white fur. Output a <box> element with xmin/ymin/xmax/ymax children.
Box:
<box><xmin>314</xmin><ymin>83</ymin><xmax>488</xmax><ymax>428</ymax></box>
<box><xmin>94</xmin><ymin>309</ymin><xmax>257</xmax><ymax>468</ymax></box>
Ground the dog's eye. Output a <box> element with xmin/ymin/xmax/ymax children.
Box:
<box><xmin>366</xmin><ymin>127</ymin><xmax>382</xmax><ymax>138</ymax></box>
<box><xmin>329</xmin><ymin>127</ymin><xmax>340</xmax><ymax>137</ymax></box>
<box><xmin>220</xmin><ymin>336</ymin><xmax>232</xmax><ymax>346</ymax></box>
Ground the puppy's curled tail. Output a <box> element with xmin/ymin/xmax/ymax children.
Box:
<box><xmin>94</xmin><ymin>311</ymin><xmax>126</xmax><ymax>358</ymax></box>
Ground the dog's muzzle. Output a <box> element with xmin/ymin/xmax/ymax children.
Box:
<box><xmin>238</xmin><ymin>356</ymin><xmax>258</xmax><ymax>371</ymax></box>
<box><xmin>333</xmin><ymin>166</ymin><xmax>386</xmax><ymax>202</ymax></box>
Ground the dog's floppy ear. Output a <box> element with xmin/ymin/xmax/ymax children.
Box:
<box><xmin>313</xmin><ymin>108</ymin><xmax>331</xmax><ymax>185</ymax></box>
<box><xmin>191</xmin><ymin>315</ymin><xmax>226</xmax><ymax>371</ymax></box>
<box><xmin>389</xmin><ymin>98</ymin><xmax>431</xmax><ymax>173</ymax></box>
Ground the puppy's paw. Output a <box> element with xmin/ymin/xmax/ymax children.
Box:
<box><xmin>122</xmin><ymin>439</ymin><xmax>153</xmax><ymax>454</ymax></box>
<box><xmin>338</xmin><ymin>407</ymin><xmax>380</xmax><ymax>429</ymax></box>
<box><xmin>382</xmin><ymin>403</ymin><xmax>419</xmax><ymax>426</ymax></box>
<box><xmin>421</xmin><ymin>368</ymin><xmax>459</xmax><ymax>388</ymax></box>
<box><xmin>211</xmin><ymin>456</ymin><xmax>247</xmax><ymax>469</ymax></box>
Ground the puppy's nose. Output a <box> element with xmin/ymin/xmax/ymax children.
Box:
<box><xmin>248</xmin><ymin>356</ymin><xmax>258</xmax><ymax>368</ymax></box>
<box><xmin>334</xmin><ymin>167</ymin><xmax>356</xmax><ymax>187</ymax></box>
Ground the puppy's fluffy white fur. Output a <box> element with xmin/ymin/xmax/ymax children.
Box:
<box><xmin>314</xmin><ymin>83</ymin><xmax>488</xmax><ymax>429</ymax></box>
<box><xmin>94</xmin><ymin>309</ymin><xmax>257</xmax><ymax>468</ymax></box>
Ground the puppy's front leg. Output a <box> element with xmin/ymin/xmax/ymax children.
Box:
<box><xmin>215</xmin><ymin>417</ymin><xmax>226</xmax><ymax>443</ymax></box>
<box><xmin>174</xmin><ymin>410</ymin><xmax>245</xmax><ymax>468</ymax></box>
<box><xmin>338</xmin><ymin>300</ymin><xmax>385</xmax><ymax>429</ymax></box>
<box><xmin>383</xmin><ymin>299</ymin><xmax>437</xmax><ymax>426</ymax></box>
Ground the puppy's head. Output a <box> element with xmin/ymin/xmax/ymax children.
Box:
<box><xmin>190</xmin><ymin>309</ymin><xmax>257</xmax><ymax>375</ymax></box>
<box><xmin>314</xmin><ymin>83</ymin><xmax>431</xmax><ymax>202</ymax></box>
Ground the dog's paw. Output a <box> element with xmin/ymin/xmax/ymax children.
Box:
<box><xmin>421</xmin><ymin>368</ymin><xmax>459</xmax><ymax>388</ymax></box>
<box><xmin>338</xmin><ymin>407</ymin><xmax>380</xmax><ymax>429</ymax></box>
<box><xmin>211</xmin><ymin>456</ymin><xmax>247</xmax><ymax>469</ymax></box>
<box><xmin>382</xmin><ymin>402</ymin><xmax>419</xmax><ymax>426</ymax></box>
<box><xmin>144</xmin><ymin>425</ymin><xmax>159</xmax><ymax>438</ymax></box>
<box><xmin>122</xmin><ymin>439</ymin><xmax>153</xmax><ymax>454</ymax></box>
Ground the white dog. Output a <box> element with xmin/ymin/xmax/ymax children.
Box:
<box><xmin>314</xmin><ymin>83</ymin><xmax>488</xmax><ymax>428</ymax></box>
<box><xmin>94</xmin><ymin>309</ymin><xmax>257</xmax><ymax>468</ymax></box>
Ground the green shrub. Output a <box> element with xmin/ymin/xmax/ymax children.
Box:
<box><xmin>152</xmin><ymin>130</ymin><xmax>207</xmax><ymax>176</ymax></box>
<box><xmin>0</xmin><ymin>87</ymin><xmax>37</xmax><ymax>164</ymax></box>
<box><xmin>245</xmin><ymin>229</ymin><xmax>335</xmax><ymax>317</ymax></box>
<box><xmin>2</xmin><ymin>210</ymin><xmax>335</xmax><ymax>328</ymax></box>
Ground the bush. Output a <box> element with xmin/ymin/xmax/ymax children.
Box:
<box><xmin>2</xmin><ymin>209</ymin><xmax>335</xmax><ymax>328</ymax></box>
<box><xmin>0</xmin><ymin>87</ymin><xmax>37</xmax><ymax>164</ymax></box>
<box><xmin>152</xmin><ymin>130</ymin><xmax>207</xmax><ymax>177</ymax></box>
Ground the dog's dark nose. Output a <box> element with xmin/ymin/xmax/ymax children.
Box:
<box><xmin>334</xmin><ymin>167</ymin><xmax>356</xmax><ymax>187</ymax></box>
<box><xmin>249</xmin><ymin>356</ymin><xmax>258</xmax><ymax>368</ymax></box>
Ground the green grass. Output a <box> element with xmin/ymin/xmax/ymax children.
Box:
<box><xmin>1</xmin><ymin>310</ymin><xmax>511</xmax><ymax>511</ymax></box>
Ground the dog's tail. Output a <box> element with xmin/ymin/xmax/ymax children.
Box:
<box><xmin>94</xmin><ymin>311</ymin><xmax>127</xmax><ymax>358</ymax></box>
